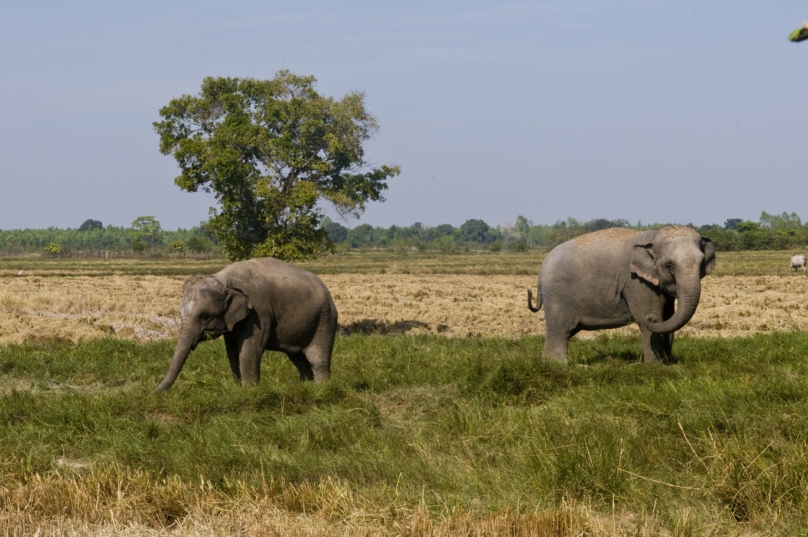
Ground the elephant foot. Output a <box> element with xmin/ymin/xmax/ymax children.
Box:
<box><xmin>541</xmin><ymin>350</ymin><xmax>568</xmax><ymax>364</ymax></box>
<box><xmin>642</xmin><ymin>354</ymin><xmax>664</xmax><ymax>365</ymax></box>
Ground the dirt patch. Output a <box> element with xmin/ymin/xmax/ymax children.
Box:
<box><xmin>0</xmin><ymin>273</ymin><xmax>806</xmax><ymax>343</ymax></box>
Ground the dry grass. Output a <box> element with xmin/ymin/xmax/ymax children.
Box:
<box><xmin>0</xmin><ymin>275</ymin><xmax>185</xmax><ymax>344</ymax></box>
<box><xmin>1</xmin><ymin>272</ymin><xmax>808</xmax><ymax>344</ymax></box>
<box><xmin>0</xmin><ymin>466</ymin><xmax>696</xmax><ymax>536</ymax></box>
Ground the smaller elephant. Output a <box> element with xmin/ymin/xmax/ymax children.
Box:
<box><xmin>155</xmin><ymin>258</ymin><xmax>338</xmax><ymax>392</ymax></box>
<box><xmin>791</xmin><ymin>254</ymin><xmax>806</xmax><ymax>273</ymax></box>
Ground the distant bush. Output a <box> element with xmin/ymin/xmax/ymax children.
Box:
<box><xmin>185</xmin><ymin>235</ymin><xmax>216</xmax><ymax>254</ymax></box>
<box><xmin>510</xmin><ymin>240</ymin><xmax>528</xmax><ymax>252</ymax></box>
<box><xmin>323</xmin><ymin>218</ymin><xmax>348</xmax><ymax>244</ymax></box>
<box><xmin>44</xmin><ymin>243</ymin><xmax>61</xmax><ymax>257</ymax></box>
<box><xmin>78</xmin><ymin>219</ymin><xmax>103</xmax><ymax>232</ymax></box>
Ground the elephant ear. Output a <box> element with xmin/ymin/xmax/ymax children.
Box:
<box><xmin>224</xmin><ymin>287</ymin><xmax>252</xmax><ymax>331</ymax></box>
<box><xmin>629</xmin><ymin>231</ymin><xmax>659</xmax><ymax>287</ymax></box>
<box><xmin>701</xmin><ymin>237</ymin><xmax>716</xmax><ymax>277</ymax></box>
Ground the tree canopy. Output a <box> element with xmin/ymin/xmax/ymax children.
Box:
<box><xmin>79</xmin><ymin>219</ymin><xmax>103</xmax><ymax>232</ymax></box>
<box><xmin>154</xmin><ymin>71</ymin><xmax>400</xmax><ymax>261</ymax></box>
<box><xmin>131</xmin><ymin>216</ymin><xmax>162</xmax><ymax>248</ymax></box>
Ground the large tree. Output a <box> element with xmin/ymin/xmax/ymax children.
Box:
<box><xmin>154</xmin><ymin>72</ymin><xmax>400</xmax><ymax>261</ymax></box>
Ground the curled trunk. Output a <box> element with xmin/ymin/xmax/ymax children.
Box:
<box><xmin>645</xmin><ymin>271</ymin><xmax>701</xmax><ymax>334</ymax></box>
<box><xmin>155</xmin><ymin>323</ymin><xmax>198</xmax><ymax>392</ymax></box>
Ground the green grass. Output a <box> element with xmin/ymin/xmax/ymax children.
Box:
<box><xmin>1</xmin><ymin>248</ymin><xmax>805</xmax><ymax>277</ymax></box>
<box><xmin>0</xmin><ymin>254</ymin><xmax>228</xmax><ymax>277</ymax></box>
<box><xmin>2</xmin><ymin>333</ymin><xmax>808</xmax><ymax>533</ymax></box>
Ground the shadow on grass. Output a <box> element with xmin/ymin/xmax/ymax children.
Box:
<box><xmin>571</xmin><ymin>335</ymin><xmax>683</xmax><ymax>366</ymax></box>
<box><xmin>339</xmin><ymin>319</ymin><xmax>431</xmax><ymax>335</ymax></box>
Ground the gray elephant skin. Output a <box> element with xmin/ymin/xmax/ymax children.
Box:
<box><xmin>527</xmin><ymin>226</ymin><xmax>715</xmax><ymax>363</ymax></box>
<box><xmin>155</xmin><ymin>257</ymin><xmax>338</xmax><ymax>392</ymax></box>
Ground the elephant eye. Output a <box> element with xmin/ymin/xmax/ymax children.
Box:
<box><xmin>665</xmin><ymin>262</ymin><xmax>674</xmax><ymax>272</ymax></box>
<box><xmin>199</xmin><ymin>313</ymin><xmax>210</xmax><ymax>321</ymax></box>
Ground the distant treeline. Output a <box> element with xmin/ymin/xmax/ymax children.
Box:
<box><xmin>0</xmin><ymin>212</ymin><xmax>805</xmax><ymax>256</ymax></box>
<box><xmin>324</xmin><ymin>211</ymin><xmax>808</xmax><ymax>253</ymax></box>
<box><xmin>0</xmin><ymin>218</ymin><xmax>220</xmax><ymax>256</ymax></box>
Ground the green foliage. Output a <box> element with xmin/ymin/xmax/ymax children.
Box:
<box><xmin>699</xmin><ymin>214</ymin><xmax>807</xmax><ymax>251</ymax></box>
<box><xmin>2</xmin><ymin>333</ymin><xmax>808</xmax><ymax>531</ymax></box>
<box><xmin>322</xmin><ymin>217</ymin><xmax>348</xmax><ymax>244</ymax></box>
<box><xmin>510</xmin><ymin>240</ymin><xmax>528</xmax><ymax>252</ymax></box>
<box><xmin>154</xmin><ymin>72</ymin><xmax>400</xmax><ymax>261</ymax></box>
<box><xmin>330</xmin><ymin>212</ymin><xmax>808</xmax><ymax>253</ymax></box>
<box><xmin>4</xmin><ymin>210</ymin><xmax>808</xmax><ymax>256</ymax></box>
<box><xmin>43</xmin><ymin>243</ymin><xmax>61</xmax><ymax>257</ymax></box>
<box><xmin>460</xmin><ymin>219</ymin><xmax>489</xmax><ymax>243</ymax></box>
<box><xmin>760</xmin><ymin>211</ymin><xmax>802</xmax><ymax>230</ymax></box>
<box><xmin>185</xmin><ymin>235</ymin><xmax>215</xmax><ymax>254</ymax></box>
<box><xmin>513</xmin><ymin>215</ymin><xmax>532</xmax><ymax>241</ymax></box>
<box><xmin>0</xmin><ymin>224</ymin><xmax>219</xmax><ymax>256</ymax></box>
<box><xmin>170</xmin><ymin>240</ymin><xmax>185</xmax><ymax>253</ymax></box>
<box><xmin>434</xmin><ymin>235</ymin><xmax>457</xmax><ymax>253</ymax></box>
<box><xmin>131</xmin><ymin>216</ymin><xmax>162</xmax><ymax>249</ymax></box>
<box><xmin>78</xmin><ymin>219</ymin><xmax>103</xmax><ymax>231</ymax></box>
<box><xmin>737</xmin><ymin>221</ymin><xmax>761</xmax><ymax>233</ymax></box>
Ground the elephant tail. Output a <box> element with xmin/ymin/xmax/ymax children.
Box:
<box><xmin>527</xmin><ymin>288</ymin><xmax>542</xmax><ymax>312</ymax></box>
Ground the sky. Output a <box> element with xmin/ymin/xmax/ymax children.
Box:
<box><xmin>1</xmin><ymin>1</ymin><xmax>807</xmax><ymax>230</ymax></box>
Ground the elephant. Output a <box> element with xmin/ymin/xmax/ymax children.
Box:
<box><xmin>791</xmin><ymin>254</ymin><xmax>806</xmax><ymax>273</ymax></box>
<box><xmin>527</xmin><ymin>226</ymin><xmax>715</xmax><ymax>363</ymax></box>
<box><xmin>155</xmin><ymin>257</ymin><xmax>338</xmax><ymax>392</ymax></box>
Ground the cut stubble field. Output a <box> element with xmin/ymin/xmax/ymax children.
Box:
<box><xmin>1</xmin><ymin>250</ymin><xmax>808</xmax><ymax>344</ymax></box>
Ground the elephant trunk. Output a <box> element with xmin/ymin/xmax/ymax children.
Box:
<box><xmin>645</xmin><ymin>268</ymin><xmax>701</xmax><ymax>334</ymax></box>
<box><xmin>155</xmin><ymin>322</ymin><xmax>199</xmax><ymax>392</ymax></box>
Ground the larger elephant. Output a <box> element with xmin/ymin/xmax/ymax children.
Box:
<box><xmin>155</xmin><ymin>257</ymin><xmax>338</xmax><ymax>392</ymax></box>
<box><xmin>527</xmin><ymin>226</ymin><xmax>715</xmax><ymax>363</ymax></box>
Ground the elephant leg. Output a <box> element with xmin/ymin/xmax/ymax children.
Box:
<box><xmin>628</xmin><ymin>296</ymin><xmax>667</xmax><ymax>363</ymax></box>
<box><xmin>543</xmin><ymin>313</ymin><xmax>575</xmax><ymax>363</ymax></box>
<box><xmin>234</xmin><ymin>317</ymin><xmax>264</xmax><ymax>386</ymax></box>
<box><xmin>224</xmin><ymin>333</ymin><xmax>241</xmax><ymax>382</ymax></box>
<box><xmin>302</xmin><ymin>325</ymin><xmax>335</xmax><ymax>382</ymax></box>
<box><xmin>661</xmin><ymin>298</ymin><xmax>676</xmax><ymax>358</ymax></box>
<box><xmin>303</xmin><ymin>343</ymin><xmax>332</xmax><ymax>382</ymax></box>
<box><xmin>637</xmin><ymin>324</ymin><xmax>668</xmax><ymax>364</ymax></box>
<box><xmin>287</xmin><ymin>352</ymin><xmax>315</xmax><ymax>381</ymax></box>
<box><xmin>238</xmin><ymin>339</ymin><xmax>263</xmax><ymax>386</ymax></box>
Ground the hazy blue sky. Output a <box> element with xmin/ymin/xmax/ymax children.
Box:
<box><xmin>1</xmin><ymin>1</ymin><xmax>807</xmax><ymax>230</ymax></box>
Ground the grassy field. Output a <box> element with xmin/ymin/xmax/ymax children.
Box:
<box><xmin>0</xmin><ymin>248</ymin><xmax>805</xmax><ymax>277</ymax></box>
<box><xmin>1</xmin><ymin>334</ymin><xmax>808</xmax><ymax>535</ymax></box>
<box><xmin>1</xmin><ymin>250</ymin><xmax>808</xmax><ymax>535</ymax></box>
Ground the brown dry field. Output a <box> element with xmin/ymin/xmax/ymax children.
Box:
<box><xmin>1</xmin><ymin>250</ymin><xmax>807</xmax><ymax>344</ymax></box>
<box><xmin>0</xmin><ymin>470</ymin><xmax>652</xmax><ymax>537</ymax></box>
